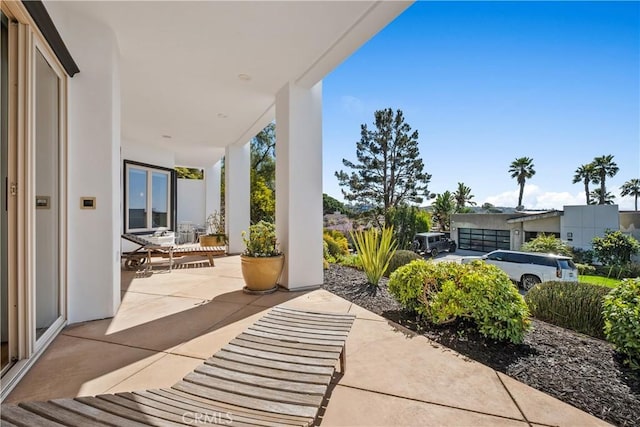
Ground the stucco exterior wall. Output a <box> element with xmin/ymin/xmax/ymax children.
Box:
<box><xmin>560</xmin><ymin>205</ymin><xmax>620</xmax><ymax>250</ymax></box>
<box><xmin>522</xmin><ymin>216</ymin><xmax>561</xmax><ymax>233</ymax></box>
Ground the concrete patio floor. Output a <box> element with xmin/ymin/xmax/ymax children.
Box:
<box><xmin>5</xmin><ymin>255</ymin><xmax>609</xmax><ymax>426</ymax></box>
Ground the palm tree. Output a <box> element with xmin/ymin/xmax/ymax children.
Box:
<box><xmin>431</xmin><ymin>191</ymin><xmax>455</xmax><ymax>231</ymax></box>
<box><xmin>589</xmin><ymin>188</ymin><xmax>615</xmax><ymax>205</ymax></box>
<box><xmin>453</xmin><ymin>182</ymin><xmax>476</xmax><ymax>211</ymax></box>
<box><xmin>620</xmin><ymin>178</ymin><xmax>640</xmax><ymax>211</ymax></box>
<box><xmin>572</xmin><ymin>163</ymin><xmax>595</xmax><ymax>205</ymax></box>
<box><xmin>508</xmin><ymin>157</ymin><xmax>535</xmax><ymax>210</ymax></box>
<box><xmin>591</xmin><ymin>155</ymin><xmax>619</xmax><ymax>205</ymax></box>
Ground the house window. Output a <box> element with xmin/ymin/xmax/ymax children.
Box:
<box><xmin>124</xmin><ymin>160</ymin><xmax>175</xmax><ymax>232</ymax></box>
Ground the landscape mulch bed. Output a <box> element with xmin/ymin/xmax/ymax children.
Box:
<box><xmin>322</xmin><ymin>264</ymin><xmax>640</xmax><ymax>427</ymax></box>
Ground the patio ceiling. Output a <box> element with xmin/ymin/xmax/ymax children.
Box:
<box><xmin>46</xmin><ymin>1</ymin><xmax>412</xmax><ymax>166</ymax></box>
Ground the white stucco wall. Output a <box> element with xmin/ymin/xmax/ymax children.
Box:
<box><xmin>45</xmin><ymin>3</ymin><xmax>122</xmax><ymax>323</ymax></box>
<box><xmin>561</xmin><ymin>205</ymin><xmax>620</xmax><ymax>250</ymax></box>
<box><xmin>177</xmin><ymin>178</ymin><xmax>205</xmax><ymax>226</ymax></box>
<box><xmin>121</xmin><ymin>141</ymin><xmax>175</xmax><ymax>170</ymax></box>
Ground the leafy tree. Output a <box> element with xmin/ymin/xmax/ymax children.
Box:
<box><xmin>453</xmin><ymin>182</ymin><xmax>476</xmax><ymax>211</ymax></box>
<box><xmin>250</xmin><ymin>123</ymin><xmax>276</xmax><ymax>223</ymax></box>
<box><xmin>572</xmin><ymin>163</ymin><xmax>595</xmax><ymax>205</ymax></box>
<box><xmin>388</xmin><ymin>205</ymin><xmax>431</xmax><ymax>250</ymax></box>
<box><xmin>620</xmin><ymin>178</ymin><xmax>640</xmax><ymax>211</ymax></box>
<box><xmin>335</xmin><ymin>108</ymin><xmax>431</xmax><ymax>226</ymax></box>
<box><xmin>323</xmin><ymin>193</ymin><xmax>349</xmax><ymax>215</ymax></box>
<box><xmin>591</xmin><ymin>155</ymin><xmax>619</xmax><ymax>205</ymax></box>
<box><xmin>520</xmin><ymin>233</ymin><xmax>572</xmax><ymax>257</ymax></box>
<box><xmin>175</xmin><ymin>167</ymin><xmax>204</xmax><ymax>180</ymax></box>
<box><xmin>592</xmin><ymin>230</ymin><xmax>640</xmax><ymax>268</ymax></box>
<box><xmin>589</xmin><ymin>188</ymin><xmax>615</xmax><ymax>205</ymax></box>
<box><xmin>508</xmin><ymin>157</ymin><xmax>535</xmax><ymax>210</ymax></box>
<box><xmin>431</xmin><ymin>191</ymin><xmax>455</xmax><ymax>231</ymax></box>
<box><xmin>481</xmin><ymin>202</ymin><xmax>502</xmax><ymax>213</ymax></box>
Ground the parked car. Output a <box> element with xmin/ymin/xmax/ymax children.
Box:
<box><xmin>461</xmin><ymin>250</ymin><xmax>578</xmax><ymax>290</ymax></box>
<box><xmin>412</xmin><ymin>232</ymin><xmax>457</xmax><ymax>257</ymax></box>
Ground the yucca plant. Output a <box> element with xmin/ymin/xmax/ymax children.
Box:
<box><xmin>350</xmin><ymin>227</ymin><xmax>397</xmax><ymax>286</ymax></box>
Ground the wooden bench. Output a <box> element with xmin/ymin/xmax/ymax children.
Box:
<box><xmin>1</xmin><ymin>305</ymin><xmax>356</xmax><ymax>426</ymax></box>
<box><xmin>122</xmin><ymin>233</ymin><xmax>225</xmax><ymax>271</ymax></box>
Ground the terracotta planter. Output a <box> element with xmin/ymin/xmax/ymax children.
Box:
<box><xmin>240</xmin><ymin>254</ymin><xmax>284</xmax><ymax>293</ymax></box>
<box><xmin>200</xmin><ymin>235</ymin><xmax>225</xmax><ymax>247</ymax></box>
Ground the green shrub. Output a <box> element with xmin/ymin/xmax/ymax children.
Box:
<box><xmin>389</xmin><ymin>260</ymin><xmax>530</xmax><ymax>343</ymax></box>
<box><xmin>339</xmin><ymin>253</ymin><xmax>362</xmax><ymax>270</ymax></box>
<box><xmin>350</xmin><ymin>227</ymin><xmax>397</xmax><ymax>286</ymax></box>
<box><xmin>525</xmin><ymin>281</ymin><xmax>610</xmax><ymax>339</ymax></box>
<box><xmin>595</xmin><ymin>262</ymin><xmax>640</xmax><ymax>279</ymax></box>
<box><xmin>388</xmin><ymin>259</ymin><xmax>432</xmax><ymax>313</ymax></box>
<box><xmin>603</xmin><ymin>278</ymin><xmax>640</xmax><ymax>368</ymax></box>
<box><xmin>385</xmin><ymin>250</ymin><xmax>422</xmax><ymax>277</ymax></box>
<box><xmin>521</xmin><ymin>233</ymin><xmax>573</xmax><ymax>256</ymax></box>
<box><xmin>323</xmin><ymin>229</ymin><xmax>349</xmax><ymax>259</ymax></box>
<box><xmin>429</xmin><ymin>261</ymin><xmax>531</xmax><ymax>343</ymax></box>
<box><xmin>576</xmin><ymin>263</ymin><xmax>596</xmax><ymax>275</ymax></box>
<box><xmin>571</xmin><ymin>247</ymin><xmax>594</xmax><ymax>264</ymax></box>
<box><xmin>592</xmin><ymin>230</ymin><xmax>640</xmax><ymax>268</ymax></box>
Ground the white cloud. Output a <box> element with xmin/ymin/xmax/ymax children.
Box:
<box><xmin>483</xmin><ymin>184</ymin><xmax>585</xmax><ymax>210</ymax></box>
<box><xmin>340</xmin><ymin>95</ymin><xmax>365</xmax><ymax>115</ymax></box>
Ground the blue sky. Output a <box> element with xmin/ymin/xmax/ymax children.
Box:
<box><xmin>322</xmin><ymin>1</ymin><xmax>640</xmax><ymax>210</ymax></box>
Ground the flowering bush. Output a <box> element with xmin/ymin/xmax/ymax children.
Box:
<box><xmin>242</xmin><ymin>221</ymin><xmax>281</xmax><ymax>257</ymax></box>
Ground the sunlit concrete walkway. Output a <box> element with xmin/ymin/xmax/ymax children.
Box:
<box><xmin>6</xmin><ymin>255</ymin><xmax>608</xmax><ymax>426</ymax></box>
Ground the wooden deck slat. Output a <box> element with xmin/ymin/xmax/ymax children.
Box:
<box><xmin>0</xmin><ymin>419</ymin><xmax>20</xmax><ymax>427</ymax></box>
<box><xmin>236</xmin><ymin>333</ymin><xmax>344</xmax><ymax>353</ymax></box>
<box><xmin>128</xmin><ymin>391</ymin><xmax>300</xmax><ymax>427</ymax></box>
<box><xmin>149</xmin><ymin>389</ymin><xmax>312</xmax><ymax>426</ymax></box>
<box><xmin>18</xmin><ymin>401</ymin><xmax>108</xmax><ymax>427</ymax></box>
<box><xmin>222</xmin><ymin>343</ymin><xmax>337</xmax><ymax>367</ymax></box>
<box><xmin>211</xmin><ymin>350</ymin><xmax>335</xmax><ymax>375</ymax></box>
<box><xmin>0</xmin><ymin>404</ymin><xmax>66</xmax><ymax>427</ymax></box>
<box><xmin>193</xmin><ymin>364</ymin><xmax>327</xmax><ymax>394</ymax></box>
<box><xmin>172</xmin><ymin>381</ymin><xmax>319</xmax><ymax>419</ymax></box>
<box><xmin>204</xmin><ymin>357</ymin><xmax>331</xmax><ymax>385</ymax></box>
<box><xmin>255</xmin><ymin>319</ymin><xmax>350</xmax><ymax>336</ymax></box>
<box><xmin>269</xmin><ymin>309</ymin><xmax>355</xmax><ymax>325</ymax></box>
<box><xmin>230</xmin><ymin>337</ymin><xmax>340</xmax><ymax>359</ymax></box>
<box><xmin>262</xmin><ymin>315</ymin><xmax>353</xmax><ymax>331</ymax></box>
<box><xmin>241</xmin><ymin>328</ymin><xmax>345</xmax><ymax>346</ymax></box>
<box><xmin>273</xmin><ymin>306</ymin><xmax>356</xmax><ymax>321</ymax></box>
<box><xmin>51</xmin><ymin>398</ymin><xmax>150</xmax><ymax>427</ymax></box>
<box><xmin>75</xmin><ymin>396</ymin><xmax>182</xmax><ymax>427</ymax></box>
<box><xmin>97</xmin><ymin>394</ymin><xmax>187</xmax><ymax>424</ymax></box>
<box><xmin>248</xmin><ymin>325</ymin><xmax>347</xmax><ymax>344</ymax></box>
<box><xmin>183</xmin><ymin>372</ymin><xmax>324</xmax><ymax>407</ymax></box>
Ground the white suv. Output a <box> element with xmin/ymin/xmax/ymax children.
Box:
<box><xmin>461</xmin><ymin>250</ymin><xmax>578</xmax><ymax>290</ymax></box>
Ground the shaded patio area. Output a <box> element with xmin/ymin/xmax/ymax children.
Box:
<box><xmin>5</xmin><ymin>256</ymin><xmax>608</xmax><ymax>426</ymax></box>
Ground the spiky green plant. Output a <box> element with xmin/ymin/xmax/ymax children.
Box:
<box><xmin>350</xmin><ymin>227</ymin><xmax>397</xmax><ymax>286</ymax></box>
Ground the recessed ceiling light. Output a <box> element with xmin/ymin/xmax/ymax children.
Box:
<box><xmin>162</xmin><ymin>135</ymin><xmax>172</xmax><ymax>139</ymax></box>
<box><xmin>217</xmin><ymin>113</ymin><xmax>228</xmax><ymax>119</ymax></box>
<box><xmin>237</xmin><ymin>73</ymin><xmax>251</xmax><ymax>81</ymax></box>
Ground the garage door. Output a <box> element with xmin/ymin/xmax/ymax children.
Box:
<box><xmin>458</xmin><ymin>228</ymin><xmax>510</xmax><ymax>252</ymax></box>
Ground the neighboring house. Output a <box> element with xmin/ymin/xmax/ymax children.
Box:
<box><xmin>0</xmin><ymin>0</ymin><xmax>411</xmax><ymax>399</ymax></box>
<box><xmin>451</xmin><ymin>205</ymin><xmax>640</xmax><ymax>253</ymax></box>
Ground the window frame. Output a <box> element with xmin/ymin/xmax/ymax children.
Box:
<box><xmin>123</xmin><ymin>160</ymin><xmax>176</xmax><ymax>233</ymax></box>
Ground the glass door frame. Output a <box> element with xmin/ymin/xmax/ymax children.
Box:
<box><xmin>0</xmin><ymin>1</ymin><xmax>68</xmax><ymax>399</ymax></box>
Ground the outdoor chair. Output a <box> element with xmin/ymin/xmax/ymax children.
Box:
<box><xmin>121</xmin><ymin>233</ymin><xmax>225</xmax><ymax>271</ymax></box>
<box><xmin>0</xmin><ymin>305</ymin><xmax>356</xmax><ymax>426</ymax></box>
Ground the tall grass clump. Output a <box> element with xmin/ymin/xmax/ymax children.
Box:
<box><xmin>603</xmin><ymin>278</ymin><xmax>640</xmax><ymax>369</ymax></box>
<box><xmin>525</xmin><ymin>281</ymin><xmax>611</xmax><ymax>339</ymax></box>
<box><xmin>350</xmin><ymin>227</ymin><xmax>397</xmax><ymax>286</ymax></box>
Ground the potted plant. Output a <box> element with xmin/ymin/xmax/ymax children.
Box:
<box><xmin>199</xmin><ymin>211</ymin><xmax>227</xmax><ymax>247</ymax></box>
<box><xmin>240</xmin><ymin>221</ymin><xmax>284</xmax><ymax>294</ymax></box>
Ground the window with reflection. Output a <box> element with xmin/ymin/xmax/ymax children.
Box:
<box><xmin>124</xmin><ymin>161</ymin><xmax>175</xmax><ymax>232</ymax></box>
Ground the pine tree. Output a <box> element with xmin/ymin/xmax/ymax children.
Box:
<box><xmin>335</xmin><ymin>108</ymin><xmax>431</xmax><ymax>225</ymax></box>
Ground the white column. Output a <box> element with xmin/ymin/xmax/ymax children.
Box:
<box><xmin>205</xmin><ymin>160</ymin><xmax>222</xmax><ymax>216</ymax></box>
<box><xmin>225</xmin><ymin>143</ymin><xmax>250</xmax><ymax>254</ymax></box>
<box><xmin>275</xmin><ymin>81</ymin><xmax>323</xmax><ymax>291</ymax></box>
